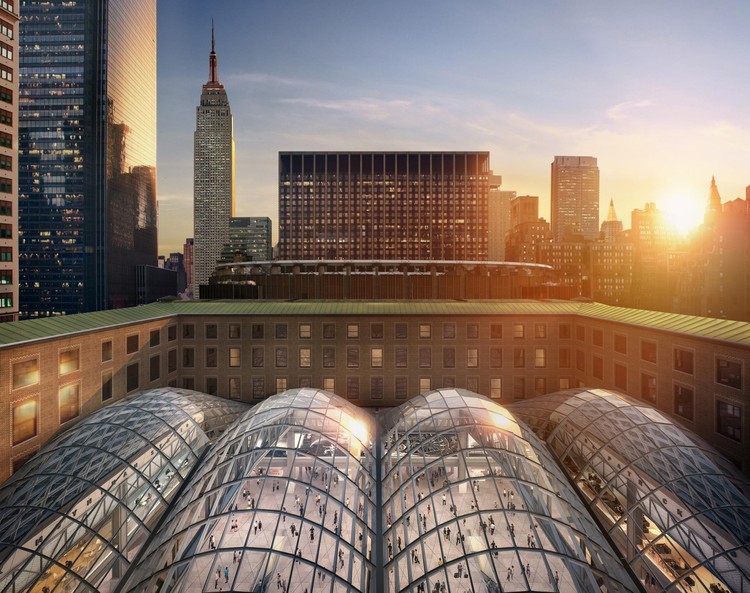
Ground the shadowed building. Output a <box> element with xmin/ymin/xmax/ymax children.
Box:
<box><xmin>551</xmin><ymin>155</ymin><xmax>600</xmax><ymax>242</ymax></box>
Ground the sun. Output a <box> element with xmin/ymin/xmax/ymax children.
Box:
<box><xmin>660</xmin><ymin>190</ymin><xmax>705</xmax><ymax>236</ymax></box>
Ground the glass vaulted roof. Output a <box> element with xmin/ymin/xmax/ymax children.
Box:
<box><xmin>511</xmin><ymin>388</ymin><xmax>750</xmax><ymax>593</ymax></box>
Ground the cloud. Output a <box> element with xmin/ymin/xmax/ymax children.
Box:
<box><xmin>606</xmin><ymin>100</ymin><xmax>653</xmax><ymax>120</ymax></box>
<box><xmin>279</xmin><ymin>97</ymin><xmax>415</xmax><ymax>121</ymax></box>
<box><xmin>226</xmin><ymin>72</ymin><xmax>311</xmax><ymax>87</ymax></box>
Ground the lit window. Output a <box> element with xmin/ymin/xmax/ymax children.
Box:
<box><xmin>59</xmin><ymin>348</ymin><xmax>79</xmax><ymax>375</ymax></box>
<box><xmin>347</xmin><ymin>323</ymin><xmax>359</xmax><ymax>339</ymax></box>
<box><xmin>419</xmin><ymin>377</ymin><xmax>431</xmax><ymax>393</ymax></box>
<box><xmin>371</xmin><ymin>347</ymin><xmax>383</xmax><ymax>368</ymax></box>
<box><xmin>229</xmin><ymin>347</ymin><xmax>241</xmax><ymax>367</ymax></box>
<box><xmin>59</xmin><ymin>383</ymin><xmax>80</xmax><ymax>424</ymax></box>
<box><xmin>534</xmin><ymin>324</ymin><xmax>546</xmax><ymax>339</ymax></box>
<box><xmin>323</xmin><ymin>377</ymin><xmax>335</xmax><ymax>392</ymax></box>
<box><xmin>299</xmin><ymin>323</ymin><xmax>312</xmax><ymax>339</ymax></box>
<box><xmin>12</xmin><ymin>398</ymin><xmax>37</xmax><ymax>445</ymax></box>
<box><xmin>490</xmin><ymin>378</ymin><xmax>502</xmax><ymax>399</ymax></box>
<box><xmin>467</xmin><ymin>347</ymin><xmax>479</xmax><ymax>368</ymax></box>
<box><xmin>276</xmin><ymin>377</ymin><xmax>287</xmax><ymax>393</ymax></box>
<box><xmin>513</xmin><ymin>324</ymin><xmax>524</xmax><ymax>339</ymax></box>
<box><xmin>534</xmin><ymin>348</ymin><xmax>546</xmax><ymax>368</ymax></box>
<box><xmin>419</xmin><ymin>324</ymin><xmax>431</xmax><ymax>339</ymax></box>
<box><xmin>299</xmin><ymin>347</ymin><xmax>311</xmax><ymax>368</ymax></box>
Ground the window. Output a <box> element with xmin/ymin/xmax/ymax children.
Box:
<box><xmin>467</xmin><ymin>323</ymin><xmax>479</xmax><ymax>339</ymax></box>
<box><xmin>0</xmin><ymin>223</ymin><xmax>11</xmax><ymax>238</ymax></box>
<box><xmin>512</xmin><ymin>324</ymin><xmax>524</xmax><ymax>339</ymax></box>
<box><xmin>395</xmin><ymin>323</ymin><xmax>407</xmax><ymax>339</ymax></box>
<box><xmin>467</xmin><ymin>347</ymin><xmax>479</xmax><ymax>368</ymax></box>
<box><xmin>323</xmin><ymin>347</ymin><xmax>335</xmax><ymax>368</ymax></box>
<box><xmin>347</xmin><ymin>347</ymin><xmax>359</xmax><ymax>368</ymax></box>
<box><xmin>299</xmin><ymin>376</ymin><xmax>312</xmax><ymax>388</ymax></box>
<box><xmin>575</xmin><ymin>326</ymin><xmax>585</xmax><ymax>341</ymax></box>
<box><xmin>535</xmin><ymin>348</ymin><xmax>546</xmax><ymax>368</ymax></box>
<box><xmin>299</xmin><ymin>348</ymin><xmax>311</xmax><ymax>368</ymax></box>
<box><xmin>0</xmin><ymin>269</ymin><xmax>10</xmax><ymax>285</ymax></box>
<box><xmin>251</xmin><ymin>347</ymin><xmax>264</xmax><ymax>368</ymax></box>
<box><xmin>371</xmin><ymin>347</ymin><xmax>383</xmax><ymax>368</ymax></box>
<box><xmin>614</xmin><ymin>334</ymin><xmax>627</xmax><ymax>354</ymax></box>
<box><xmin>0</xmin><ymin>132</ymin><xmax>10</xmax><ymax>149</ymax></box>
<box><xmin>490</xmin><ymin>347</ymin><xmax>502</xmax><ymax>368</ymax></box>
<box><xmin>182</xmin><ymin>377</ymin><xmax>195</xmax><ymax>390</ymax></box>
<box><xmin>0</xmin><ymin>86</ymin><xmax>11</xmax><ymax>105</ymax></box>
<box><xmin>395</xmin><ymin>377</ymin><xmax>408</xmax><ymax>399</ymax></box>
<box><xmin>467</xmin><ymin>376</ymin><xmax>479</xmax><ymax>392</ymax></box>
<box><xmin>371</xmin><ymin>377</ymin><xmax>384</xmax><ymax>399</ymax></box>
<box><xmin>323</xmin><ymin>378</ymin><xmax>335</xmax><ymax>392</ymax></box>
<box><xmin>419</xmin><ymin>347</ymin><xmax>431</xmax><ymax>368</ymax></box>
<box><xmin>275</xmin><ymin>324</ymin><xmax>288</xmax><ymax>339</ymax></box>
<box><xmin>0</xmin><ymin>109</ymin><xmax>9</xmax><ymax>126</ymax></box>
<box><xmin>323</xmin><ymin>323</ymin><xmax>335</xmax><ymax>339</ymax></box>
<box><xmin>182</xmin><ymin>347</ymin><xmax>194</xmax><ymax>368</ymax></box>
<box><xmin>593</xmin><ymin>356</ymin><xmax>603</xmax><ymax>379</ymax></box>
<box><xmin>347</xmin><ymin>323</ymin><xmax>359</xmax><ymax>339</ymax></box>
<box><xmin>575</xmin><ymin>350</ymin><xmax>585</xmax><ymax>372</ymax></box>
<box><xmin>347</xmin><ymin>377</ymin><xmax>359</xmax><ymax>399</ymax></box>
<box><xmin>252</xmin><ymin>324</ymin><xmax>264</xmax><ymax>339</ymax></box>
<box><xmin>536</xmin><ymin>324</ymin><xmax>548</xmax><ymax>339</ymax></box>
<box><xmin>395</xmin><ymin>347</ymin><xmax>408</xmax><ymax>368</ymax></box>
<box><xmin>559</xmin><ymin>378</ymin><xmax>571</xmax><ymax>390</ymax></box>
<box><xmin>0</xmin><ymin>199</ymin><xmax>10</xmax><ymax>215</ymax></box>
<box><xmin>126</xmin><ymin>334</ymin><xmax>139</xmax><ymax>354</ymax></box>
<box><xmin>0</xmin><ymin>18</ymin><xmax>13</xmax><ymax>41</ymax></box>
<box><xmin>443</xmin><ymin>323</ymin><xmax>456</xmax><ymax>339</ymax></box>
<box><xmin>490</xmin><ymin>324</ymin><xmax>503</xmax><ymax>339</ymax></box>
<box><xmin>168</xmin><ymin>325</ymin><xmax>177</xmax><ymax>341</ymax></box>
<box><xmin>182</xmin><ymin>324</ymin><xmax>195</xmax><ymax>339</ymax></box>
<box><xmin>205</xmin><ymin>324</ymin><xmax>218</xmax><ymax>339</ymax></box>
<box><xmin>716</xmin><ymin>358</ymin><xmax>742</xmax><ymax>389</ymax></box>
<box><xmin>0</xmin><ymin>246</ymin><xmax>11</xmax><ymax>261</ymax></box>
<box><xmin>206</xmin><ymin>347</ymin><xmax>218</xmax><ymax>368</ymax></box>
<box><xmin>593</xmin><ymin>329</ymin><xmax>603</xmax><ymax>347</ymax></box>
<box><xmin>168</xmin><ymin>349</ymin><xmax>177</xmax><ymax>373</ymax></box>
<box><xmin>275</xmin><ymin>347</ymin><xmax>288</xmax><ymax>368</ymax></box>
<box><xmin>559</xmin><ymin>348</ymin><xmax>570</xmax><ymax>369</ymax></box>
<box><xmin>206</xmin><ymin>377</ymin><xmax>218</xmax><ymax>395</ymax></box>
<box><xmin>229</xmin><ymin>347</ymin><xmax>241</xmax><ymax>367</ymax></box>
<box><xmin>419</xmin><ymin>324</ymin><xmax>431</xmax><ymax>339</ymax></box>
<box><xmin>12</xmin><ymin>398</ymin><xmax>37</xmax><ymax>445</ymax></box>
<box><xmin>13</xmin><ymin>358</ymin><xmax>39</xmax><ymax>389</ymax></box>
<box><xmin>513</xmin><ymin>348</ymin><xmax>525</xmax><ymax>368</ymax></box>
<box><xmin>641</xmin><ymin>374</ymin><xmax>657</xmax><ymax>404</ymax></box>
<box><xmin>59</xmin><ymin>383</ymin><xmax>80</xmax><ymax>424</ymax></box>
<box><xmin>490</xmin><ymin>378</ymin><xmax>502</xmax><ymax>399</ymax></box>
<box><xmin>674</xmin><ymin>385</ymin><xmax>694</xmax><ymax>420</ymax></box>
<box><xmin>229</xmin><ymin>323</ymin><xmax>241</xmax><ymax>339</ymax></box>
<box><xmin>513</xmin><ymin>377</ymin><xmax>525</xmax><ymax>400</ymax></box>
<box><xmin>614</xmin><ymin>364</ymin><xmax>627</xmax><ymax>391</ymax></box>
<box><xmin>126</xmin><ymin>363</ymin><xmax>139</xmax><ymax>392</ymax></box>
<box><xmin>641</xmin><ymin>341</ymin><xmax>657</xmax><ymax>363</ymax></box>
<box><xmin>252</xmin><ymin>377</ymin><xmax>265</xmax><ymax>399</ymax></box>
<box><xmin>716</xmin><ymin>400</ymin><xmax>742</xmax><ymax>442</ymax></box>
<box><xmin>443</xmin><ymin>376</ymin><xmax>456</xmax><ymax>388</ymax></box>
<box><xmin>150</xmin><ymin>355</ymin><xmax>160</xmax><ymax>381</ymax></box>
<box><xmin>443</xmin><ymin>347</ymin><xmax>455</xmax><ymax>369</ymax></box>
<box><xmin>59</xmin><ymin>348</ymin><xmax>79</xmax><ymax>375</ymax></box>
<box><xmin>276</xmin><ymin>378</ymin><xmax>287</xmax><ymax>394</ymax></box>
<box><xmin>299</xmin><ymin>323</ymin><xmax>312</xmax><ymax>339</ymax></box>
<box><xmin>150</xmin><ymin>329</ymin><xmax>160</xmax><ymax>347</ymax></box>
<box><xmin>419</xmin><ymin>377</ymin><xmax>431</xmax><ymax>393</ymax></box>
<box><xmin>674</xmin><ymin>348</ymin><xmax>694</xmax><ymax>375</ymax></box>
<box><xmin>229</xmin><ymin>377</ymin><xmax>241</xmax><ymax>399</ymax></box>
<box><xmin>534</xmin><ymin>377</ymin><xmax>546</xmax><ymax>395</ymax></box>
<box><xmin>370</xmin><ymin>323</ymin><xmax>384</xmax><ymax>339</ymax></box>
<box><xmin>101</xmin><ymin>371</ymin><xmax>113</xmax><ymax>402</ymax></box>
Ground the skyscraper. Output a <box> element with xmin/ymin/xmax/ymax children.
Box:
<box><xmin>193</xmin><ymin>26</ymin><xmax>234</xmax><ymax>297</ymax></box>
<box><xmin>218</xmin><ymin>217</ymin><xmax>272</xmax><ymax>263</ymax></box>
<box><xmin>18</xmin><ymin>0</ymin><xmax>157</xmax><ymax>317</ymax></box>
<box><xmin>278</xmin><ymin>152</ymin><xmax>490</xmax><ymax>260</ymax></box>
<box><xmin>550</xmin><ymin>156</ymin><xmax>600</xmax><ymax>242</ymax></box>
<box><xmin>600</xmin><ymin>198</ymin><xmax>623</xmax><ymax>242</ymax></box>
<box><xmin>487</xmin><ymin>173</ymin><xmax>513</xmax><ymax>261</ymax></box>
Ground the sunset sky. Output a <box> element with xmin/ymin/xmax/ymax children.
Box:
<box><xmin>156</xmin><ymin>0</ymin><xmax>750</xmax><ymax>254</ymax></box>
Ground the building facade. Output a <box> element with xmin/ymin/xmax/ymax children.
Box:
<box><xmin>218</xmin><ymin>216</ymin><xmax>272</xmax><ymax>263</ymax></box>
<box><xmin>487</xmin><ymin>177</ymin><xmax>512</xmax><ymax>261</ymax></box>
<box><xmin>550</xmin><ymin>155</ymin><xmax>600</xmax><ymax>242</ymax></box>
<box><xmin>193</xmin><ymin>28</ymin><xmax>234</xmax><ymax>297</ymax></box>
<box><xmin>278</xmin><ymin>152</ymin><xmax>490</xmax><ymax>261</ymax></box>
<box><xmin>18</xmin><ymin>0</ymin><xmax>157</xmax><ymax>317</ymax></box>
<box><xmin>0</xmin><ymin>1</ymin><xmax>17</xmax><ymax>322</ymax></box>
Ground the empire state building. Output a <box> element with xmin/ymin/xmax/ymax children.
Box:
<box><xmin>193</xmin><ymin>25</ymin><xmax>235</xmax><ymax>297</ymax></box>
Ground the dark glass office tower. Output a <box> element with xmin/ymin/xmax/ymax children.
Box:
<box><xmin>18</xmin><ymin>0</ymin><xmax>156</xmax><ymax>317</ymax></box>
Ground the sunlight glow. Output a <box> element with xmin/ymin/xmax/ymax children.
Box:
<box><xmin>660</xmin><ymin>190</ymin><xmax>705</xmax><ymax>236</ymax></box>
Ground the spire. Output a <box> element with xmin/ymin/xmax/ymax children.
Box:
<box><xmin>606</xmin><ymin>198</ymin><xmax>619</xmax><ymax>221</ymax></box>
<box><xmin>708</xmin><ymin>175</ymin><xmax>722</xmax><ymax>213</ymax></box>
<box><xmin>207</xmin><ymin>19</ymin><xmax>220</xmax><ymax>86</ymax></box>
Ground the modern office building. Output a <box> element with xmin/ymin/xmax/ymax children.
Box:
<box><xmin>550</xmin><ymin>155</ymin><xmax>600</xmax><ymax>242</ymax></box>
<box><xmin>18</xmin><ymin>0</ymin><xmax>157</xmax><ymax>317</ymax></box>
<box><xmin>218</xmin><ymin>216</ymin><xmax>272</xmax><ymax>263</ymax></box>
<box><xmin>184</xmin><ymin>237</ymin><xmax>195</xmax><ymax>296</ymax></box>
<box><xmin>487</xmin><ymin>176</ymin><xmax>513</xmax><ymax>261</ymax></box>
<box><xmin>278</xmin><ymin>152</ymin><xmax>490</xmax><ymax>261</ymax></box>
<box><xmin>0</xmin><ymin>1</ymin><xmax>17</xmax><ymax>322</ymax></box>
<box><xmin>193</xmin><ymin>27</ymin><xmax>235</xmax><ymax>297</ymax></box>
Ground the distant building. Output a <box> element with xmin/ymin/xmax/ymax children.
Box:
<box><xmin>163</xmin><ymin>252</ymin><xmax>187</xmax><ymax>294</ymax></box>
<box><xmin>219</xmin><ymin>217</ymin><xmax>272</xmax><ymax>263</ymax></box>
<box><xmin>193</xmin><ymin>26</ymin><xmax>234</xmax><ymax>297</ymax></box>
<box><xmin>278</xmin><ymin>152</ymin><xmax>490</xmax><ymax>261</ymax></box>
<box><xmin>488</xmin><ymin>176</ymin><xmax>513</xmax><ymax>261</ymax></box>
<box><xmin>18</xmin><ymin>0</ymin><xmax>157</xmax><ymax>317</ymax></box>
<box><xmin>505</xmin><ymin>196</ymin><xmax>551</xmax><ymax>263</ymax></box>
<box><xmin>590</xmin><ymin>242</ymin><xmax>633</xmax><ymax>305</ymax></box>
<box><xmin>537</xmin><ymin>242</ymin><xmax>589</xmax><ymax>297</ymax></box>
<box><xmin>600</xmin><ymin>199</ymin><xmax>623</xmax><ymax>242</ymax></box>
<box><xmin>550</xmin><ymin>156</ymin><xmax>600</xmax><ymax>242</ymax></box>
<box><xmin>184</xmin><ymin>238</ymin><xmax>194</xmax><ymax>297</ymax></box>
<box><xmin>135</xmin><ymin>265</ymin><xmax>178</xmax><ymax>304</ymax></box>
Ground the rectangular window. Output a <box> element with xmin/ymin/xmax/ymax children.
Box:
<box><xmin>347</xmin><ymin>347</ymin><xmax>359</xmax><ymax>368</ymax></box>
<box><xmin>559</xmin><ymin>348</ymin><xmax>570</xmax><ymax>369</ymax></box>
<box><xmin>182</xmin><ymin>347</ymin><xmax>195</xmax><ymax>368</ymax></box>
<box><xmin>276</xmin><ymin>377</ymin><xmax>287</xmax><ymax>394</ymax></box>
<box><xmin>299</xmin><ymin>323</ymin><xmax>312</xmax><ymax>339</ymax></box>
<box><xmin>370</xmin><ymin>323</ymin><xmax>384</xmax><ymax>339</ymax></box>
<box><xmin>576</xmin><ymin>326</ymin><xmax>585</xmax><ymax>341</ymax></box>
<box><xmin>467</xmin><ymin>347</ymin><xmax>479</xmax><ymax>368</ymax></box>
<box><xmin>641</xmin><ymin>373</ymin><xmax>657</xmax><ymax>404</ymax></box>
<box><xmin>205</xmin><ymin>377</ymin><xmax>218</xmax><ymax>395</ymax></box>
<box><xmin>490</xmin><ymin>324</ymin><xmax>503</xmax><ymax>339</ymax></box>
<box><xmin>535</xmin><ymin>348</ymin><xmax>546</xmax><ymax>368</ymax></box>
<box><xmin>614</xmin><ymin>363</ymin><xmax>627</xmax><ymax>391</ymax></box>
<box><xmin>0</xmin><ymin>246</ymin><xmax>11</xmax><ymax>261</ymax></box>
<box><xmin>490</xmin><ymin>378</ymin><xmax>502</xmax><ymax>399</ymax></box>
<box><xmin>102</xmin><ymin>371</ymin><xmax>113</xmax><ymax>402</ymax></box>
<box><xmin>395</xmin><ymin>376</ymin><xmax>408</xmax><ymax>399</ymax></box>
<box><xmin>593</xmin><ymin>329</ymin><xmax>603</xmax><ymax>347</ymax></box>
<box><xmin>559</xmin><ymin>378</ymin><xmax>571</xmax><ymax>390</ymax></box>
<box><xmin>443</xmin><ymin>323</ymin><xmax>456</xmax><ymax>339</ymax></box>
<box><xmin>347</xmin><ymin>323</ymin><xmax>359</xmax><ymax>339</ymax></box>
<box><xmin>513</xmin><ymin>347</ymin><xmax>525</xmax><ymax>368</ymax></box>
<box><xmin>59</xmin><ymin>383</ymin><xmax>80</xmax><ymax>424</ymax></box>
<box><xmin>228</xmin><ymin>323</ymin><xmax>241</xmax><ymax>339</ymax></box>
<box><xmin>395</xmin><ymin>347</ymin><xmax>408</xmax><ymax>368</ymax></box>
<box><xmin>0</xmin><ymin>199</ymin><xmax>10</xmax><ymax>216</ymax></box>
<box><xmin>205</xmin><ymin>324</ymin><xmax>218</xmax><ymax>339</ymax></box>
<box><xmin>513</xmin><ymin>377</ymin><xmax>525</xmax><ymax>400</ymax></box>
<box><xmin>168</xmin><ymin>348</ymin><xmax>177</xmax><ymax>373</ymax></box>
<box><xmin>182</xmin><ymin>324</ymin><xmax>195</xmax><ymax>339</ymax></box>
<box><xmin>614</xmin><ymin>334</ymin><xmax>627</xmax><ymax>354</ymax></box>
<box><xmin>299</xmin><ymin>376</ymin><xmax>312</xmax><ymax>389</ymax></box>
<box><xmin>275</xmin><ymin>347</ymin><xmax>288</xmax><ymax>368</ymax></box>
<box><xmin>323</xmin><ymin>346</ymin><xmax>336</xmax><ymax>368</ymax></box>
<box><xmin>0</xmin><ymin>132</ymin><xmax>11</xmax><ymax>149</ymax></box>
<box><xmin>419</xmin><ymin>323</ymin><xmax>431</xmax><ymax>339</ymax></box>
<box><xmin>168</xmin><ymin>325</ymin><xmax>177</xmax><ymax>341</ymax></box>
<box><xmin>250</xmin><ymin>347</ymin><xmax>264</xmax><ymax>368</ymax></box>
<box><xmin>371</xmin><ymin>347</ymin><xmax>383</xmax><ymax>368</ymax></box>
<box><xmin>674</xmin><ymin>348</ymin><xmax>694</xmax><ymax>375</ymax></box>
<box><xmin>490</xmin><ymin>347</ymin><xmax>502</xmax><ymax>368</ymax></box>
<box><xmin>534</xmin><ymin>324</ymin><xmax>547</xmax><ymax>339</ymax></box>
<box><xmin>674</xmin><ymin>385</ymin><xmax>694</xmax><ymax>420</ymax></box>
<box><xmin>347</xmin><ymin>376</ymin><xmax>359</xmax><ymax>399</ymax></box>
<box><xmin>641</xmin><ymin>341</ymin><xmax>657</xmax><ymax>363</ymax></box>
<box><xmin>419</xmin><ymin>377</ymin><xmax>431</xmax><ymax>393</ymax></box>
<box><xmin>534</xmin><ymin>377</ymin><xmax>546</xmax><ymax>395</ymax></box>
<box><xmin>299</xmin><ymin>347</ymin><xmax>311</xmax><ymax>368</ymax></box>
<box><xmin>126</xmin><ymin>363</ymin><xmax>139</xmax><ymax>393</ymax></box>
<box><xmin>13</xmin><ymin>398</ymin><xmax>37</xmax><ymax>445</ymax></box>
<box><xmin>252</xmin><ymin>323</ymin><xmax>264</xmax><ymax>339</ymax></box>
<box><xmin>323</xmin><ymin>377</ymin><xmax>335</xmax><ymax>392</ymax></box>
<box><xmin>126</xmin><ymin>334</ymin><xmax>139</xmax><ymax>354</ymax></box>
<box><xmin>419</xmin><ymin>347</ymin><xmax>431</xmax><ymax>369</ymax></box>
<box><xmin>467</xmin><ymin>376</ymin><xmax>479</xmax><ymax>393</ymax></box>
<box><xmin>182</xmin><ymin>377</ymin><xmax>195</xmax><ymax>390</ymax></box>
<box><xmin>149</xmin><ymin>329</ymin><xmax>160</xmax><ymax>347</ymax></box>
<box><xmin>323</xmin><ymin>323</ymin><xmax>335</xmax><ymax>339</ymax></box>
<box><xmin>59</xmin><ymin>348</ymin><xmax>79</xmax><ymax>375</ymax></box>
<box><xmin>0</xmin><ymin>109</ymin><xmax>10</xmax><ymax>126</ymax></box>
<box><xmin>205</xmin><ymin>347</ymin><xmax>218</xmax><ymax>368</ymax></box>
<box><xmin>593</xmin><ymin>356</ymin><xmax>603</xmax><ymax>379</ymax></box>
<box><xmin>13</xmin><ymin>358</ymin><xmax>39</xmax><ymax>389</ymax></box>
<box><xmin>252</xmin><ymin>377</ymin><xmax>265</xmax><ymax>398</ymax></box>
<box><xmin>443</xmin><ymin>376</ymin><xmax>456</xmax><ymax>388</ymax></box>
<box><xmin>467</xmin><ymin>323</ymin><xmax>479</xmax><ymax>339</ymax></box>
<box><xmin>229</xmin><ymin>377</ymin><xmax>241</xmax><ymax>399</ymax></box>
<box><xmin>512</xmin><ymin>324</ymin><xmax>524</xmax><ymax>339</ymax></box>
<box><xmin>0</xmin><ymin>222</ymin><xmax>11</xmax><ymax>237</ymax></box>
<box><xmin>395</xmin><ymin>323</ymin><xmax>407</xmax><ymax>339</ymax></box>
<box><xmin>717</xmin><ymin>400</ymin><xmax>742</xmax><ymax>442</ymax></box>
<box><xmin>229</xmin><ymin>347</ymin><xmax>241</xmax><ymax>367</ymax></box>
<box><xmin>575</xmin><ymin>350</ymin><xmax>585</xmax><ymax>372</ymax></box>
<box><xmin>0</xmin><ymin>19</ymin><xmax>14</xmax><ymax>41</ymax></box>
<box><xmin>443</xmin><ymin>347</ymin><xmax>455</xmax><ymax>369</ymax></box>
<box><xmin>559</xmin><ymin>323</ymin><xmax>571</xmax><ymax>339</ymax></box>
<box><xmin>149</xmin><ymin>355</ymin><xmax>160</xmax><ymax>381</ymax></box>
<box><xmin>716</xmin><ymin>358</ymin><xmax>742</xmax><ymax>389</ymax></box>
<box><xmin>371</xmin><ymin>377</ymin><xmax>384</xmax><ymax>399</ymax></box>
<box><xmin>275</xmin><ymin>323</ymin><xmax>288</xmax><ymax>339</ymax></box>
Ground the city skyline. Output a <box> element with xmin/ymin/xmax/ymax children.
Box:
<box><xmin>157</xmin><ymin>0</ymin><xmax>750</xmax><ymax>254</ymax></box>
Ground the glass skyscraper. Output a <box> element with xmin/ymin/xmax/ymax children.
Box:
<box><xmin>550</xmin><ymin>155</ymin><xmax>600</xmax><ymax>242</ymax></box>
<box><xmin>18</xmin><ymin>0</ymin><xmax>157</xmax><ymax>317</ymax></box>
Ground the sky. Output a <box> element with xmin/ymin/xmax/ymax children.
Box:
<box><xmin>156</xmin><ymin>0</ymin><xmax>750</xmax><ymax>255</ymax></box>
